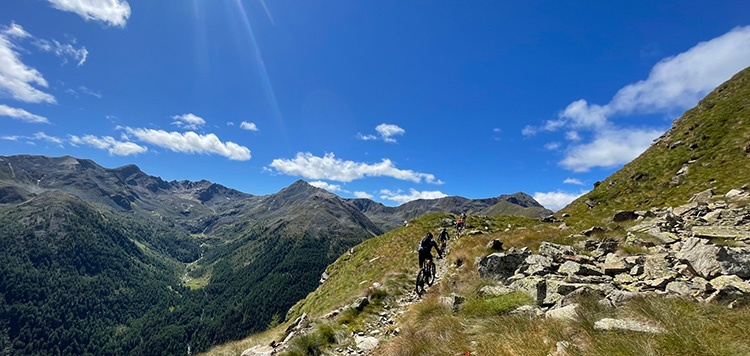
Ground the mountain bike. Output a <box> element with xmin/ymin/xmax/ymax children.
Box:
<box><xmin>415</xmin><ymin>258</ymin><xmax>437</xmax><ymax>296</ymax></box>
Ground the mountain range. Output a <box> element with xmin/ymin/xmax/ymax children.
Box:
<box><xmin>0</xmin><ymin>153</ymin><xmax>550</xmax><ymax>355</ymax></box>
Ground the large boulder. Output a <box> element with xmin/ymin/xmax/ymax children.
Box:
<box><xmin>539</xmin><ymin>242</ymin><xmax>577</xmax><ymax>263</ymax></box>
<box><xmin>676</xmin><ymin>238</ymin><xmax>750</xmax><ymax>279</ymax></box>
<box><xmin>613</xmin><ymin>210</ymin><xmax>638</xmax><ymax>222</ymax></box>
<box><xmin>558</xmin><ymin>261</ymin><xmax>603</xmax><ymax>276</ymax></box>
<box><xmin>510</xmin><ymin>276</ymin><xmax>547</xmax><ymax>305</ymax></box>
<box><xmin>478</xmin><ymin>249</ymin><xmax>530</xmax><ymax>280</ymax></box>
<box><xmin>522</xmin><ymin>254</ymin><xmax>554</xmax><ymax>276</ymax></box>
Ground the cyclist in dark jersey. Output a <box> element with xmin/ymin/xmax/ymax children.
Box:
<box><xmin>418</xmin><ymin>232</ymin><xmax>442</xmax><ymax>270</ymax></box>
<box><xmin>437</xmin><ymin>227</ymin><xmax>450</xmax><ymax>250</ymax></box>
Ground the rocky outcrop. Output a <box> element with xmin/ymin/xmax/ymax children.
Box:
<box><xmin>475</xmin><ymin>189</ymin><xmax>750</xmax><ymax>321</ymax></box>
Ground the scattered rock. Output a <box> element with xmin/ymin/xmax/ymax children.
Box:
<box><xmin>354</xmin><ymin>335</ymin><xmax>379</xmax><ymax>351</ymax></box>
<box><xmin>478</xmin><ymin>250</ymin><xmax>530</xmax><ymax>280</ymax></box>
<box><xmin>545</xmin><ymin>303</ymin><xmax>580</xmax><ymax>321</ymax></box>
<box><xmin>582</xmin><ymin>226</ymin><xmax>606</xmax><ymax>237</ymax></box>
<box><xmin>486</xmin><ymin>239</ymin><xmax>504</xmax><ymax>251</ymax></box>
<box><xmin>539</xmin><ymin>242</ymin><xmax>577</xmax><ymax>263</ymax></box>
<box><xmin>350</xmin><ymin>297</ymin><xmax>370</xmax><ymax>311</ymax></box>
<box><xmin>594</xmin><ymin>318</ymin><xmax>666</xmax><ymax>333</ymax></box>
<box><xmin>241</xmin><ymin>345</ymin><xmax>275</xmax><ymax>356</ymax></box>
<box><xmin>613</xmin><ymin>210</ymin><xmax>638</xmax><ymax>222</ymax></box>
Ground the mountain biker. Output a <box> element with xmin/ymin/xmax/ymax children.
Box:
<box><xmin>418</xmin><ymin>232</ymin><xmax>442</xmax><ymax>271</ymax></box>
<box><xmin>438</xmin><ymin>227</ymin><xmax>450</xmax><ymax>245</ymax></box>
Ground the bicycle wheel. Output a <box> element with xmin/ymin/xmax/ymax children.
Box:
<box><xmin>415</xmin><ymin>268</ymin><xmax>427</xmax><ymax>295</ymax></box>
<box><xmin>427</xmin><ymin>262</ymin><xmax>436</xmax><ymax>286</ymax></box>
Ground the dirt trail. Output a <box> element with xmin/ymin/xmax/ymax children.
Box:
<box><xmin>332</xmin><ymin>237</ymin><xmax>456</xmax><ymax>355</ymax></box>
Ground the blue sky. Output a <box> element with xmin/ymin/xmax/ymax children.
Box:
<box><xmin>1</xmin><ymin>1</ymin><xmax>749</xmax><ymax>210</ymax></box>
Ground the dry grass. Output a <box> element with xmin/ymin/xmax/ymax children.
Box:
<box><xmin>196</xmin><ymin>327</ymin><xmax>280</xmax><ymax>356</ymax></box>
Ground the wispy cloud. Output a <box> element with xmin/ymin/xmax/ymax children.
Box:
<box><xmin>78</xmin><ymin>86</ymin><xmax>101</xmax><ymax>98</ymax></box>
<box><xmin>563</xmin><ymin>178</ymin><xmax>584</xmax><ymax>185</ymax></box>
<box><xmin>380</xmin><ymin>188</ymin><xmax>447</xmax><ymax>205</ymax></box>
<box><xmin>33</xmin><ymin>39</ymin><xmax>88</xmax><ymax>66</ymax></box>
<box><xmin>240</xmin><ymin>121</ymin><xmax>258</xmax><ymax>131</ymax></box>
<box><xmin>560</xmin><ymin>128</ymin><xmax>663</xmax><ymax>172</ymax></box>
<box><xmin>353</xmin><ymin>191</ymin><xmax>373</xmax><ymax>199</ymax></box>
<box><xmin>48</xmin><ymin>0</ymin><xmax>131</xmax><ymax>27</ymax></box>
<box><xmin>1</xmin><ymin>132</ymin><xmax>62</xmax><ymax>145</ymax></box>
<box><xmin>533</xmin><ymin>189</ymin><xmax>589</xmax><ymax>212</ymax></box>
<box><xmin>0</xmin><ymin>23</ymin><xmax>55</xmax><ymax>104</ymax></box>
<box><xmin>357</xmin><ymin>123</ymin><xmax>405</xmax><ymax>143</ymax></box>
<box><xmin>524</xmin><ymin>26</ymin><xmax>750</xmax><ymax>172</ymax></box>
<box><xmin>308</xmin><ymin>180</ymin><xmax>344</xmax><ymax>193</ymax></box>
<box><xmin>171</xmin><ymin>113</ymin><xmax>206</xmax><ymax>130</ymax></box>
<box><xmin>123</xmin><ymin>127</ymin><xmax>251</xmax><ymax>161</ymax></box>
<box><xmin>268</xmin><ymin>152</ymin><xmax>442</xmax><ymax>184</ymax></box>
<box><xmin>65</xmin><ymin>85</ymin><xmax>102</xmax><ymax>99</ymax></box>
<box><xmin>69</xmin><ymin>134</ymin><xmax>147</xmax><ymax>156</ymax></box>
<box><xmin>32</xmin><ymin>132</ymin><xmax>64</xmax><ymax>145</ymax></box>
<box><xmin>0</xmin><ymin>104</ymin><xmax>49</xmax><ymax>123</ymax></box>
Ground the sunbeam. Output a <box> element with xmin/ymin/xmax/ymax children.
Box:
<box><xmin>234</xmin><ymin>0</ymin><xmax>284</xmax><ymax>132</ymax></box>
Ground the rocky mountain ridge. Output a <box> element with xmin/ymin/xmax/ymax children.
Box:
<box><xmin>0</xmin><ymin>154</ymin><xmax>551</xmax><ymax>355</ymax></box>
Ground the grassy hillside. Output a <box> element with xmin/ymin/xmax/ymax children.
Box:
<box><xmin>204</xmin><ymin>209</ymin><xmax>750</xmax><ymax>356</ymax></box>
<box><xmin>560</xmin><ymin>66</ymin><xmax>750</xmax><ymax>228</ymax></box>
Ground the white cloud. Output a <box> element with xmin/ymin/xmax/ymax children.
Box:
<box><xmin>2</xmin><ymin>132</ymin><xmax>61</xmax><ymax>144</ymax></box>
<box><xmin>563</xmin><ymin>178</ymin><xmax>584</xmax><ymax>185</ymax></box>
<box><xmin>268</xmin><ymin>152</ymin><xmax>442</xmax><ymax>184</ymax></box>
<box><xmin>172</xmin><ymin>113</ymin><xmax>206</xmax><ymax>130</ymax></box>
<box><xmin>561</xmin><ymin>128</ymin><xmax>663</xmax><ymax>172</ymax></box>
<box><xmin>308</xmin><ymin>180</ymin><xmax>344</xmax><ymax>193</ymax></box>
<box><xmin>544</xmin><ymin>142</ymin><xmax>560</xmax><ymax>151</ymax></box>
<box><xmin>48</xmin><ymin>0</ymin><xmax>131</xmax><ymax>27</ymax></box>
<box><xmin>533</xmin><ymin>190</ymin><xmax>589</xmax><ymax>212</ymax></box>
<box><xmin>78</xmin><ymin>86</ymin><xmax>101</xmax><ymax>98</ymax></box>
<box><xmin>69</xmin><ymin>134</ymin><xmax>147</xmax><ymax>156</ymax></box>
<box><xmin>358</xmin><ymin>123</ymin><xmax>405</xmax><ymax>143</ymax></box>
<box><xmin>0</xmin><ymin>23</ymin><xmax>55</xmax><ymax>104</ymax></box>
<box><xmin>375</xmin><ymin>123</ymin><xmax>405</xmax><ymax>142</ymax></box>
<box><xmin>380</xmin><ymin>188</ymin><xmax>448</xmax><ymax>205</ymax></box>
<box><xmin>33</xmin><ymin>39</ymin><xmax>88</xmax><ymax>66</ymax></box>
<box><xmin>565</xmin><ymin>131</ymin><xmax>580</xmax><ymax>141</ymax></box>
<box><xmin>353</xmin><ymin>191</ymin><xmax>373</xmax><ymax>199</ymax></box>
<box><xmin>525</xmin><ymin>26</ymin><xmax>750</xmax><ymax>172</ymax></box>
<box><xmin>610</xmin><ymin>27</ymin><xmax>750</xmax><ymax>114</ymax></box>
<box><xmin>0</xmin><ymin>104</ymin><xmax>49</xmax><ymax>123</ymax></box>
<box><xmin>240</xmin><ymin>121</ymin><xmax>258</xmax><ymax>131</ymax></box>
<box><xmin>3</xmin><ymin>23</ymin><xmax>30</xmax><ymax>39</ymax></box>
<box><xmin>32</xmin><ymin>132</ymin><xmax>63</xmax><ymax>145</ymax></box>
<box><xmin>124</xmin><ymin>127</ymin><xmax>251</xmax><ymax>160</ymax></box>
